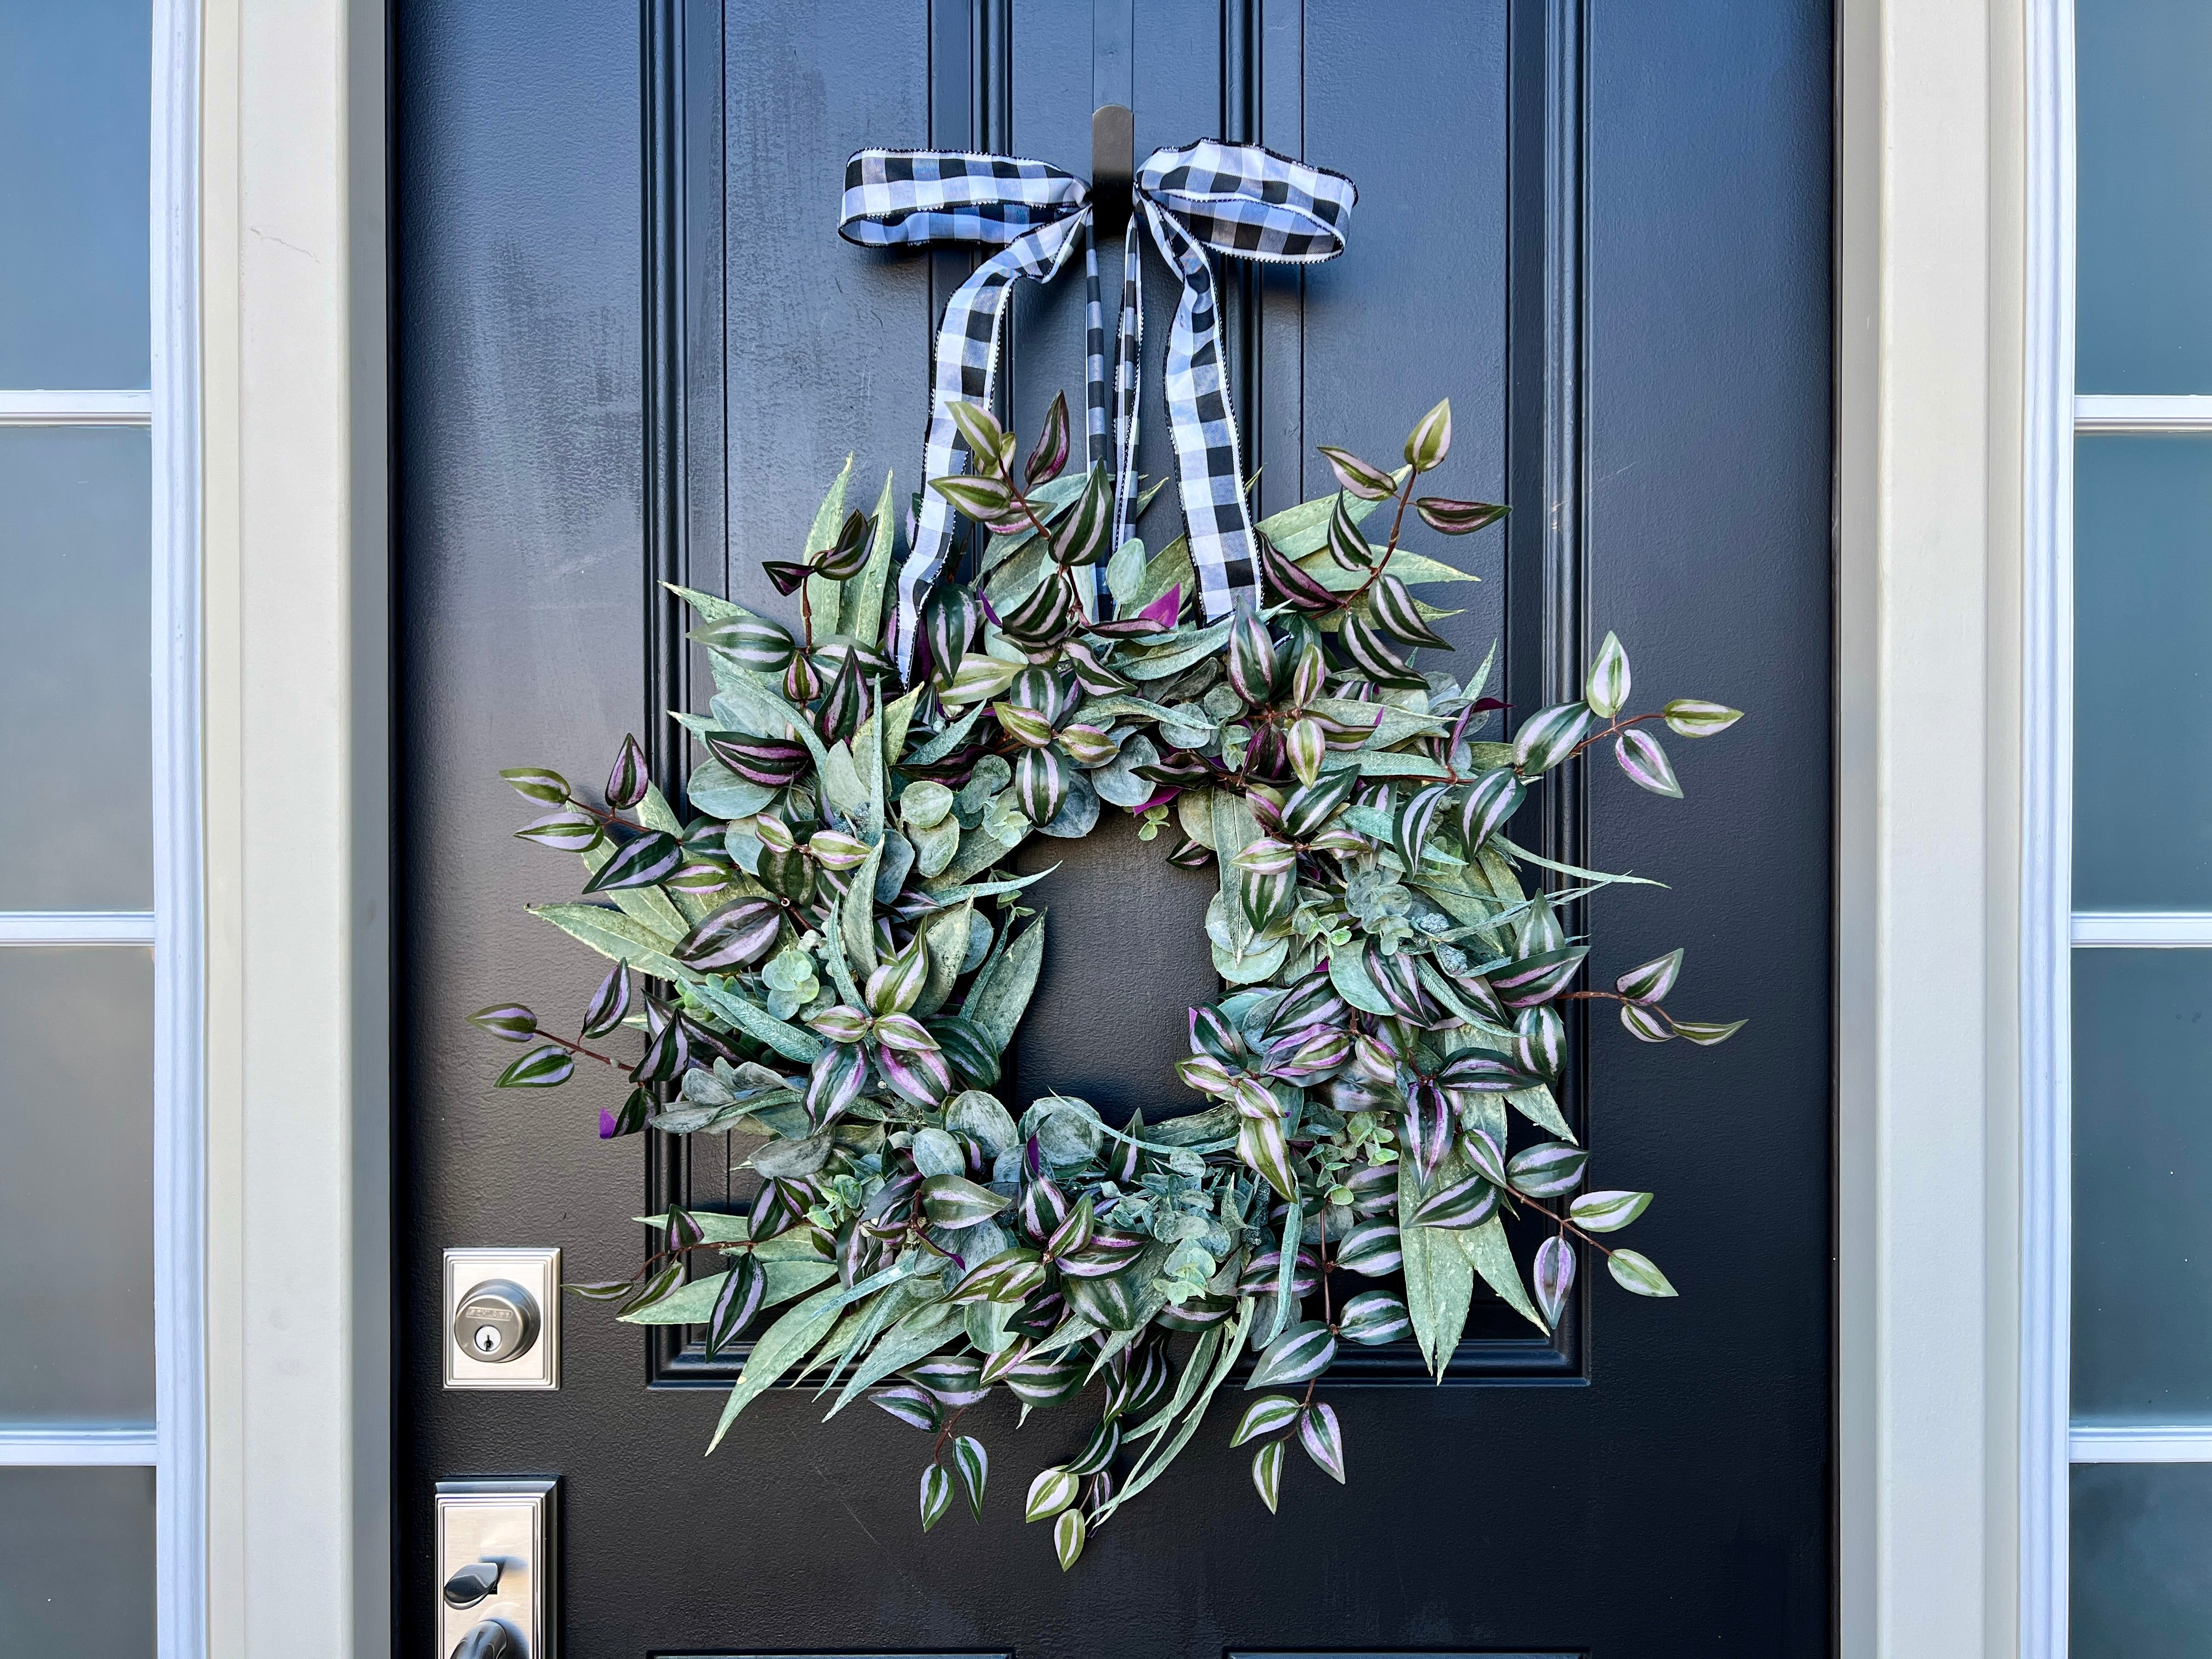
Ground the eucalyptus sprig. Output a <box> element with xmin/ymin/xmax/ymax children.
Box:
<box><xmin>473</xmin><ymin>391</ymin><xmax>1746</xmax><ymax>1566</ymax></box>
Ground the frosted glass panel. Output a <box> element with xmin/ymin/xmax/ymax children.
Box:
<box><xmin>0</xmin><ymin>428</ymin><xmax>153</xmax><ymax>911</ymax></box>
<box><xmin>2074</xmin><ymin>1464</ymin><xmax>2212</xmax><ymax>1657</ymax></box>
<box><xmin>0</xmin><ymin>1</ymin><xmax>151</xmax><ymax>387</ymax></box>
<box><xmin>2073</xmin><ymin>435</ymin><xmax>2212</xmax><ymax>911</ymax></box>
<box><xmin>0</xmin><ymin>1468</ymin><xmax>155</xmax><ymax>1658</ymax></box>
<box><xmin>2078</xmin><ymin>0</ymin><xmax>2212</xmax><ymax>392</ymax></box>
<box><xmin>0</xmin><ymin>950</ymin><xmax>153</xmax><ymax>1424</ymax></box>
<box><xmin>2074</xmin><ymin>950</ymin><xmax>2212</xmax><ymax>1421</ymax></box>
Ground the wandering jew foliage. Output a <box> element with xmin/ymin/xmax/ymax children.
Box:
<box><xmin>474</xmin><ymin>394</ymin><xmax>1744</xmax><ymax>1567</ymax></box>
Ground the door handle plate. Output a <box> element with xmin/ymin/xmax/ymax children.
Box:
<box><xmin>436</xmin><ymin>1478</ymin><xmax>557</xmax><ymax>1659</ymax></box>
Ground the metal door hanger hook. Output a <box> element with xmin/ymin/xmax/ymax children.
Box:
<box><xmin>1092</xmin><ymin>104</ymin><xmax>1133</xmax><ymax>236</ymax></box>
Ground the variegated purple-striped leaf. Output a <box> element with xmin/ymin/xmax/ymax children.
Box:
<box><xmin>1226</xmin><ymin>610</ymin><xmax>1279</xmax><ymax>707</ymax></box>
<box><xmin>838</xmin><ymin>1222</ymin><xmax>882</xmax><ymax>1290</ymax></box>
<box><xmin>1251</xmin><ymin>1439</ymin><xmax>1285</xmax><ymax>1512</ymax></box>
<box><xmin>1662</xmin><ymin>697</ymin><xmax>1743</xmax><ymax>738</ymax></box>
<box><xmin>1316</xmin><ymin>445</ymin><xmax>1398</xmax><ymax>501</ymax></box>
<box><xmin>1533</xmin><ymin>1233</ymin><xmax>1576</xmax><ymax>1328</ymax></box>
<box><xmin>1282</xmin><ymin>766</ymin><xmax>1362</xmax><ymax>842</ymax></box>
<box><xmin>1258</xmin><ymin>530</ymin><xmax>1339</xmax><ymax>613</ymax></box>
<box><xmin>619</xmin><ymin>1260</ymin><xmax>683</xmax><ymax>1318</ymax></box>
<box><xmin>1045</xmin><ymin>1194</ymin><xmax>1097</xmax><ymax>1260</ymax></box>
<box><xmin>1408</xmin><ymin>1171</ymin><xmax>1499</xmax><ymax>1230</ymax></box>
<box><xmin>1052</xmin><ymin>464</ymin><xmax>1113</xmax><ymax>567</ymax></box>
<box><xmin>1456</xmin><ymin>765</ymin><xmax>1523</xmax><ymax>854</ymax></box>
<box><xmin>603</xmin><ymin>1086</ymin><xmax>651</xmax><ymax>1138</ymax></box>
<box><xmin>1164</xmin><ymin>833</ymin><xmax>1213</xmax><ymax>869</ymax></box>
<box><xmin>1368</xmin><ymin>573</ymin><xmax>1450</xmax><ymax>649</ymax></box>
<box><xmin>1297</xmin><ymin>1401</ymin><xmax>1347</xmax><ymax>1483</ymax></box>
<box><xmin>874</xmin><ymin>1040</ymin><xmax>952</xmax><ymax>1108</ymax></box>
<box><xmin>1364</xmin><ymin>942</ymin><xmax>1438</xmax><ymax>1025</ymax></box>
<box><xmin>1616</xmin><ymin>947</ymin><xmax>1684</xmax><ymax>1003</ymax></box>
<box><xmin>1335</xmin><ymin>1219</ymin><xmax>1404</xmax><ymax>1278</ymax></box>
<box><xmin>1053</xmin><ymin>1505</ymin><xmax>1087</xmax><ymax>1569</ymax></box>
<box><xmin>1606</xmin><ymin>1248</ymin><xmax>1677</xmax><ymax>1297</ymax></box>
<box><xmin>804</xmin><ymin>1041</ymin><xmax>868</xmax><ymax>1127</ymax></box>
<box><xmin>1231</xmin><ymin>1395</ymin><xmax>1302</xmax><ymax>1447</ymax></box>
<box><xmin>1339</xmin><ymin>611</ymin><xmax>1420</xmax><ymax>686</ymax></box>
<box><xmin>1246</xmin><ymin>1319</ymin><xmax>1338</xmax><ymax>1390</ymax></box>
<box><xmin>1268</xmin><ymin>1026</ymin><xmax>1351</xmax><ymax>1085</ymax></box>
<box><xmin>1056</xmin><ymin>723</ymin><xmax>1119</xmax><ymax>766</ymax></box>
<box><xmin>1461</xmin><ymin>1126</ymin><xmax>1510</xmax><ymax>1189</ymax></box>
<box><xmin>918</xmin><ymin>1462</ymin><xmax>954</xmax><ymax>1531</ymax></box>
<box><xmin>1063</xmin><ymin>1418</ymin><xmax>1120</xmax><ymax>1477</ymax></box>
<box><xmin>1013</xmin><ymin>745</ymin><xmax>1069</xmax><ymax>826</ymax></box>
<box><xmin>1120</xmin><ymin>1338</ymin><xmax>1172</xmax><ymax>1420</ymax></box>
<box><xmin>997</xmin><ymin>567</ymin><xmax>1079</xmax><ymax>646</ymax></box>
<box><xmin>814</xmin><ymin>652</ymin><xmax>866</xmax><ymax>744</ymax></box>
<box><xmin>1507</xmin><ymin>1141</ymin><xmax>1588</xmax><ymax>1199</ymax></box>
<box><xmin>1323</xmin><ymin>490</ymin><xmax>1374</xmax><ymax>570</ymax></box>
<box><xmin>952</xmin><ymin>1434</ymin><xmax>989</xmax><ymax>1519</ymax></box>
<box><xmin>907</xmin><ymin>1351</ymin><xmax>990</xmax><ymax>1407</ymax></box>
<box><xmin>1239</xmin><ymin>864</ymin><xmax>1296</xmax><ymax>934</ymax></box>
<box><xmin>747</xmin><ymin>1177</ymin><xmax>809</xmax><ymax>1243</ymax></box>
<box><xmin>1413</xmin><ymin>494</ymin><xmax>1507</xmax><ymax>535</ymax></box>
<box><xmin>1336</xmin><ymin>1290</ymin><xmax>1412</xmax><ymax>1347</ymax></box>
<box><xmin>1057</xmin><ymin>1232</ymin><xmax>1145</xmax><ymax>1279</ymax></box>
<box><xmin>1619</xmin><ymin>1000</ymin><xmax>1674</xmax><ymax>1042</ymax></box>
<box><xmin>1569</xmin><ymin>1189</ymin><xmax>1651</xmax><ymax>1233</ymax></box>
<box><xmin>920</xmin><ymin>1173</ymin><xmax>1010</xmax><ymax>1229</ymax></box>
<box><xmin>1188</xmin><ymin>1004</ymin><xmax>1247</xmax><ymax>1064</ymax></box>
<box><xmin>871</xmin><ymin>1381</ymin><xmax>943</xmax><ymax>1432</ymax></box>
<box><xmin>993</xmin><ymin>700</ymin><xmax>1057</xmax><ymax>748</ymax></box>
<box><xmin>1235</xmin><ymin>1247</ymin><xmax>1320</xmax><ymax>1300</ymax></box>
<box><xmin>1286</xmin><ymin>715</ymin><xmax>1326</xmax><ymax>787</ymax></box>
<box><xmin>604</xmin><ymin>732</ymin><xmax>649</xmax><ymax>808</ymax></box>
<box><xmin>1616</xmin><ymin>726</ymin><xmax>1682</xmax><ymax>797</ymax></box>
<box><xmin>692</xmin><ymin>613</ymin><xmax>797</xmax><ymax>672</ymax></box>
<box><xmin>782</xmin><ymin>652</ymin><xmax>821</xmax><ymax>701</ymax></box>
<box><xmin>514</xmin><ymin>809</ymin><xmax>604</xmax><ymax>853</ymax></box>
<box><xmin>1514</xmin><ymin>1003</ymin><xmax>1566</xmax><ymax>1080</ymax></box>
<box><xmin>921</xmin><ymin>585</ymin><xmax>984</xmax><ymax>687</ymax></box>
<box><xmin>568</xmin><ymin>1277</ymin><xmax>637</xmax><ymax>1302</ymax></box>
<box><xmin>1024</xmin><ymin>389</ymin><xmax>1071</xmax><ymax>485</ymax></box>
<box><xmin>814</xmin><ymin>509</ymin><xmax>872</xmax><ymax>581</ymax></box>
<box><xmin>703</xmin><ymin>1251</ymin><xmax>766</xmax><ymax>1358</ymax></box>
<box><xmin>675</xmin><ymin>898</ymin><xmax>782</xmax><ymax>972</ymax></box>
<box><xmin>500</xmin><ymin>765</ymin><xmax>570</xmax><ymax>803</ymax></box>
<box><xmin>1393</xmin><ymin>782</ymin><xmax>1452</xmax><ymax>873</ymax></box>
<box><xmin>762</xmin><ymin>558</ymin><xmax>812</xmax><ymax>596</ymax></box>
<box><xmin>1345</xmin><ymin>1164</ymin><xmax>1399</xmax><ymax>1218</ymax></box>
<box><xmin>930</xmin><ymin>472</ymin><xmax>1015</xmax><ymax>519</ymax></box>
<box><xmin>1237</xmin><ymin>1109</ymin><xmax>1299</xmax><ymax>1202</ymax></box>
<box><xmin>629</xmin><ymin>1001</ymin><xmax>689</xmax><ymax>1083</ymax></box>
<box><xmin>1017</xmin><ymin>1173</ymin><xmax>1069</xmax><ymax>1242</ymax></box>
<box><xmin>664</xmin><ymin>860</ymin><xmax>732</xmax><ymax>895</ymax></box>
<box><xmin>1264</xmin><ymin>970</ymin><xmax>1346</xmax><ymax>1041</ymax></box>
<box><xmin>468</xmin><ymin>1003</ymin><xmax>538</xmax><ymax>1042</ymax></box>
<box><xmin>1006</xmin><ymin>1353</ymin><xmax>1087</xmax><ymax>1407</ymax></box>
<box><xmin>975</xmin><ymin>1336</ymin><xmax>1031</xmax><ymax>1389</ymax></box>
<box><xmin>944</xmin><ymin>398</ymin><xmax>1008</xmax><ymax>470</ymax></box>
<box><xmin>701</xmin><ymin>731</ymin><xmax>809</xmax><ymax>787</ymax></box>
<box><xmin>494</xmin><ymin>1044</ymin><xmax>574</xmax><ymax>1088</ymax></box>
<box><xmin>1061</xmin><ymin>1268</ymin><xmax>1140</xmax><ymax>1330</ymax></box>
<box><xmin>1404</xmin><ymin>396</ymin><xmax>1453</xmax><ymax>472</ymax></box>
<box><xmin>1491</xmin><ymin>946</ymin><xmax>1589</xmax><ymax>1009</ymax></box>
<box><xmin>809</xmin><ymin>1004</ymin><xmax>872</xmax><ymax>1044</ymax></box>
<box><xmin>1513</xmin><ymin>700</ymin><xmax>1596</xmax><ymax>775</ymax></box>
<box><xmin>1584</xmin><ymin>630</ymin><xmax>1631</xmax><ymax>718</ymax></box>
<box><xmin>1671</xmin><ymin>1018</ymin><xmax>1746</xmax><ymax>1046</ymax></box>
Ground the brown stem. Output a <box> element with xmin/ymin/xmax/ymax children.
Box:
<box><xmin>1510</xmin><ymin>1192</ymin><xmax>1624</xmax><ymax>1260</ymax></box>
<box><xmin>930</xmin><ymin>1401</ymin><xmax>974</xmax><ymax>1464</ymax></box>
<box><xmin>1561</xmin><ymin>709</ymin><xmax>1666</xmax><ymax>765</ymax></box>
<box><xmin>538</xmin><ymin>1030</ymin><xmax>622</xmax><ymax>1069</ymax></box>
<box><xmin>800</xmin><ymin>582</ymin><xmax>816</xmax><ymax>652</ymax></box>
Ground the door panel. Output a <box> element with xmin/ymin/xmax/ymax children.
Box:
<box><xmin>397</xmin><ymin>1</ymin><xmax>1834</xmax><ymax>1653</ymax></box>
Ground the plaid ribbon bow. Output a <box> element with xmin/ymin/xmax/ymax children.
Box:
<box><xmin>839</xmin><ymin>139</ymin><xmax>1357</xmax><ymax>675</ymax></box>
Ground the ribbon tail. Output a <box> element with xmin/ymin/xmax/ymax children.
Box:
<box><xmin>1110</xmin><ymin>215</ymin><xmax>1143</xmax><ymax>604</ymax></box>
<box><xmin>1141</xmin><ymin>196</ymin><xmax>1258</xmax><ymax>623</ymax></box>
<box><xmin>893</xmin><ymin>211</ymin><xmax>1090</xmax><ymax>678</ymax></box>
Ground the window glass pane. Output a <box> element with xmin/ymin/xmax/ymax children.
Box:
<box><xmin>0</xmin><ymin>1</ymin><xmax>151</xmax><ymax>387</ymax></box>
<box><xmin>2078</xmin><ymin>0</ymin><xmax>2212</xmax><ymax>392</ymax></box>
<box><xmin>0</xmin><ymin>428</ymin><xmax>151</xmax><ymax>911</ymax></box>
<box><xmin>2074</xmin><ymin>949</ymin><xmax>2212</xmax><ymax>1421</ymax></box>
<box><xmin>0</xmin><ymin>1467</ymin><xmax>154</xmax><ymax>1658</ymax></box>
<box><xmin>2073</xmin><ymin>435</ymin><xmax>2212</xmax><ymax>910</ymax></box>
<box><xmin>0</xmin><ymin>950</ymin><xmax>151</xmax><ymax>1424</ymax></box>
<box><xmin>2073</xmin><ymin>1463</ymin><xmax>2212</xmax><ymax>1657</ymax></box>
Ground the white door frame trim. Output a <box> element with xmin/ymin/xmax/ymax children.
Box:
<box><xmin>153</xmin><ymin>1</ymin><xmax>208</xmax><ymax>1655</ymax></box>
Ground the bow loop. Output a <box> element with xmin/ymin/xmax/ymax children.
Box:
<box><xmin>838</xmin><ymin>140</ymin><xmax>1356</xmax><ymax>675</ymax></box>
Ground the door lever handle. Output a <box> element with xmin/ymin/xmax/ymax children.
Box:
<box><xmin>449</xmin><ymin>1619</ymin><xmax>519</xmax><ymax>1659</ymax></box>
<box><xmin>441</xmin><ymin>1558</ymin><xmax>503</xmax><ymax>1608</ymax></box>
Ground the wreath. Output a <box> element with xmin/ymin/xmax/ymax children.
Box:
<box><xmin>471</xmin><ymin>385</ymin><xmax>1745</xmax><ymax>1567</ymax></box>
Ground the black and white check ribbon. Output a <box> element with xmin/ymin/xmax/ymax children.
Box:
<box><xmin>838</xmin><ymin>140</ymin><xmax>1356</xmax><ymax>675</ymax></box>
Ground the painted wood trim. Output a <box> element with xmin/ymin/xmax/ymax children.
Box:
<box><xmin>2021</xmin><ymin>2</ymin><xmax>2076</xmax><ymax>1656</ymax></box>
<box><xmin>0</xmin><ymin>912</ymin><xmax>157</xmax><ymax>945</ymax></box>
<box><xmin>2069</xmin><ymin>1425</ymin><xmax>2212</xmax><ymax>1463</ymax></box>
<box><xmin>2073</xmin><ymin>394</ymin><xmax>2212</xmax><ymax>431</ymax></box>
<box><xmin>0</xmin><ymin>1428</ymin><xmax>161</xmax><ymax>1467</ymax></box>
<box><xmin>2070</xmin><ymin>912</ymin><xmax>2212</xmax><ymax>947</ymax></box>
<box><xmin>0</xmin><ymin>389</ymin><xmax>153</xmax><ymax>425</ymax></box>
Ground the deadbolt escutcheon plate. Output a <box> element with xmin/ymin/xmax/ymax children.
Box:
<box><xmin>444</xmin><ymin>1248</ymin><xmax>560</xmax><ymax>1390</ymax></box>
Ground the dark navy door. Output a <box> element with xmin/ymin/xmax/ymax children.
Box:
<box><xmin>397</xmin><ymin>1</ymin><xmax>1835</xmax><ymax>1652</ymax></box>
